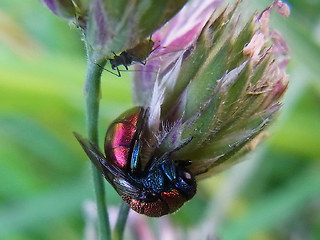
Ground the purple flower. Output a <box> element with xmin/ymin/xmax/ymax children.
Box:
<box><xmin>132</xmin><ymin>0</ymin><xmax>290</xmax><ymax>178</ymax></box>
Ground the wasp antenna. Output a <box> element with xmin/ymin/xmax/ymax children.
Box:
<box><xmin>169</xmin><ymin>136</ymin><xmax>194</xmax><ymax>155</ymax></box>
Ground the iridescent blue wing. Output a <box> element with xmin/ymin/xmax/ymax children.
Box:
<box><xmin>128</xmin><ymin>107</ymin><xmax>148</xmax><ymax>173</ymax></box>
<box><xmin>74</xmin><ymin>132</ymin><xmax>146</xmax><ymax>198</ymax></box>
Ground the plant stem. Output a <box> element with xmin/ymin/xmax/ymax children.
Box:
<box><xmin>84</xmin><ymin>56</ymin><xmax>111</xmax><ymax>240</ymax></box>
<box><xmin>113</xmin><ymin>202</ymin><xmax>130</xmax><ymax>240</ymax></box>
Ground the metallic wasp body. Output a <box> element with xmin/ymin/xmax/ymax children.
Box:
<box><xmin>75</xmin><ymin>107</ymin><xmax>196</xmax><ymax>217</ymax></box>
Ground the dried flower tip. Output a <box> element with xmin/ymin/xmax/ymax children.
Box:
<box><xmin>273</xmin><ymin>0</ymin><xmax>290</xmax><ymax>18</ymax></box>
<box><xmin>40</xmin><ymin>0</ymin><xmax>78</xmax><ymax>19</ymax></box>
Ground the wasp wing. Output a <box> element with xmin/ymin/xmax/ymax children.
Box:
<box><xmin>74</xmin><ymin>132</ymin><xmax>147</xmax><ymax>199</ymax></box>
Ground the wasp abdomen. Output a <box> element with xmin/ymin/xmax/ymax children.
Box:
<box><xmin>122</xmin><ymin>189</ymin><xmax>187</xmax><ymax>217</ymax></box>
<box><xmin>104</xmin><ymin>107</ymin><xmax>141</xmax><ymax>169</ymax></box>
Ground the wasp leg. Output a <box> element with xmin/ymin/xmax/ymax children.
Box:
<box><xmin>116</xmin><ymin>67</ymin><xmax>121</xmax><ymax>77</ymax></box>
<box><xmin>96</xmin><ymin>63</ymin><xmax>121</xmax><ymax>77</ymax></box>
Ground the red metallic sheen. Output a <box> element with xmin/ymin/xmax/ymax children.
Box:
<box><xmin>161</xmin><ymin>189</ymin><xmax>187</xmax><ymax>214</ymax></box>
<box><xmin>122</xmin><ymin>195</ymin><xmax>168</xmax><ymax>217</ymax></box>
<box><xmin>104</xmin><ymin>107</ymin><xmax>141</xmax><ymax>169</ymax></box>
<box><xmin>112</xmin><ymin>147</ymin><xmax>129</xmax><ymax>168</ymax></box>
<box><xmin>121</xmin><ymin>189</ymin><xmax>187</xmax><ymax>217</ymax></box>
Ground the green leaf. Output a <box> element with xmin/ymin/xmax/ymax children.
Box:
<box><xmin>220</xmin><ymin>166</ymin><xmax>320</xmax><ymax>239</ymax></box>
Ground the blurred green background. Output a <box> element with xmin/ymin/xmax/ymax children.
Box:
<box><xmin>0</xmin><ymin>0</ymin><xmax>319</xmax><ymax>239</ymax></box>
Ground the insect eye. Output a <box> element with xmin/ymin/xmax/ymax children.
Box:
<box><xmin>178</xmin><ymin>169</ymin><xmax>194</xmax><ymax>184</ymax></box>
<box><xmin>174</xmin><ymin>168</ymin><xmax>196</xmax><ymax>200</ymax></box>
<box><xmin>183</xmin><ymin>172</ymin><xmax>192</xmax><ymax>180</ymax></box>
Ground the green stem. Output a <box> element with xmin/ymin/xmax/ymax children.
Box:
<box><xmin>84</xmin><ymin>56</ymin><xmax>111</xmax><ymax>240</ymax></box>
<box><xmin>113</xmin><ymin>202</ymin><xmax>130</xmax><ymax>240</ymax></box>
